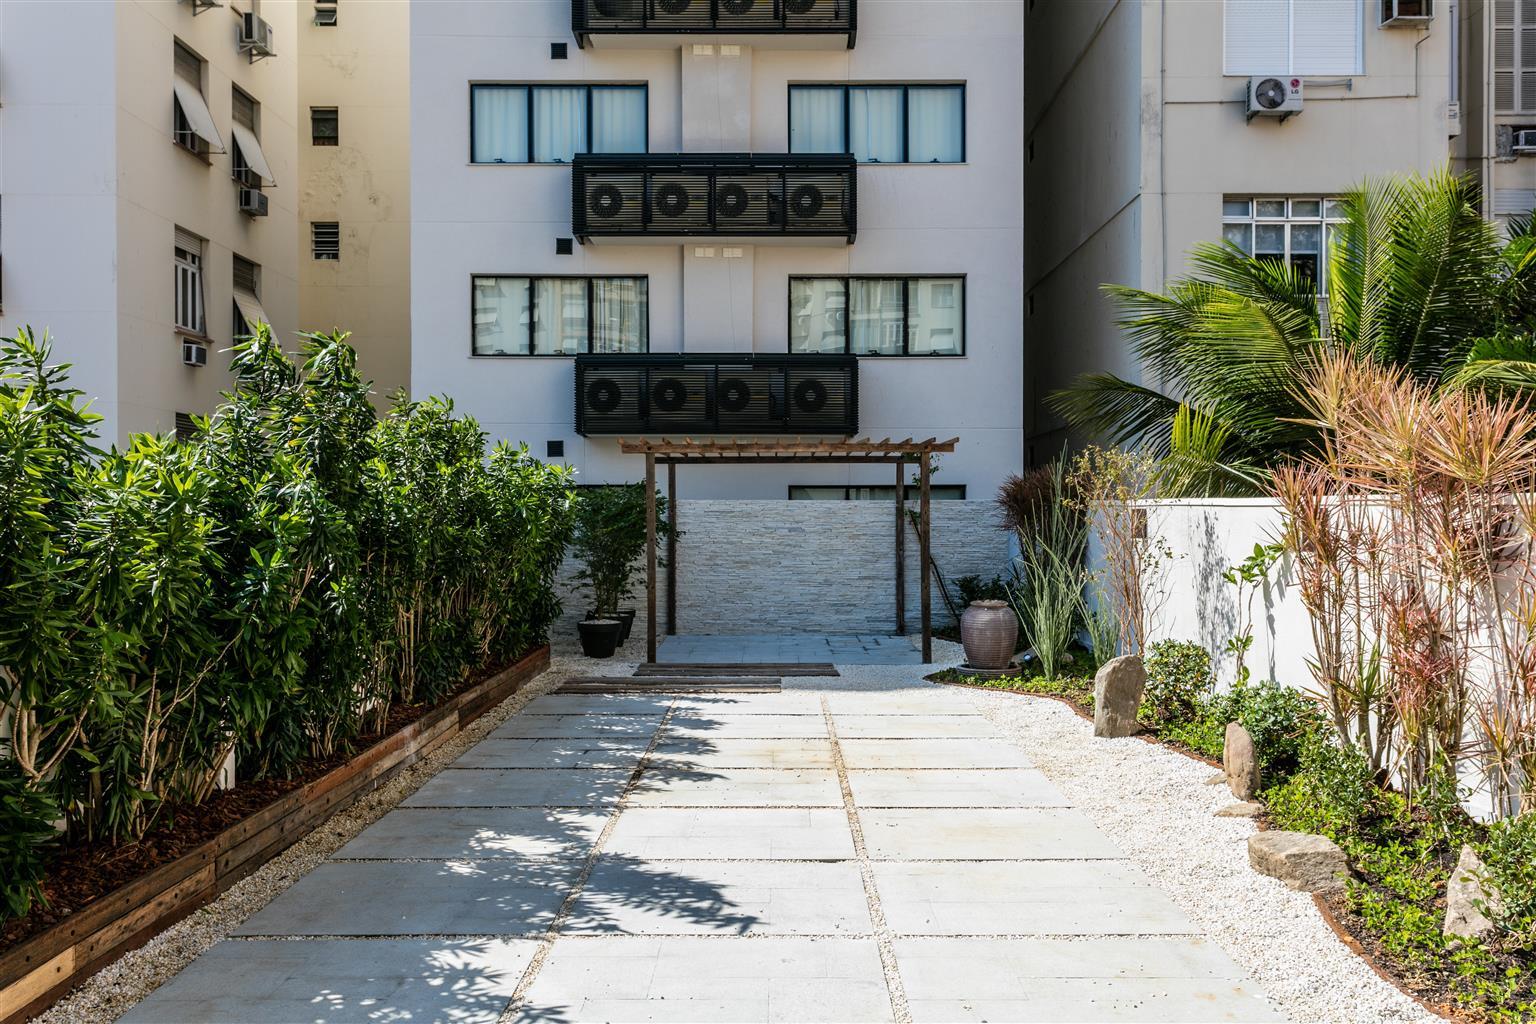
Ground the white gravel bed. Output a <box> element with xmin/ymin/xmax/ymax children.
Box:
<box><xmin>34</xmin><ymin>646</ymin><xmax>618</xmax><ymax>1024</ymax></box>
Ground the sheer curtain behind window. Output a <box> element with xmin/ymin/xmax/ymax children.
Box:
<box><xmin>790</xmin><ymin>87</ymin><xmax>846</xmax><ymax>153</ymax></box>
<box><xmin>533</xmin><ymin>278</ymin><xmax>589</xmax><ymax>353</ymax></box>
<box><xmin>907</xmin><ymin>87</ymin><xmax>962</xmax><ymax>162</ymax></box>
<box><xmin>473</xmin><ymin>277</ymin><xmax>531</xmax><ymax>355</ymax></box>
<box><xmin>850</xmin><ymin>278</ymin><xmax>904</xmax><ymax>354</ymax></box>
<box><xmin>472</xmin><ymin>86</ymin><xmax>529</xmax><ymax>163</ymax></box>
<box><xmin>533</xmin><ymin>86</ymin><xmax>587</xmax><ymax>162</ymax></box>
<box><xmin>848</xmin><ymin>87</ymin><xmax>903</xmax><ymax>162</ymax></box>
<box><xmin>592</xmin><ymin>278</ymin><xmax>647</xmax><ymax>352</ymax></box>
<box><xmin>789</xmin><ymin>279</ymin><xmax>847</xmax><ymax>352</ymax></box>
<box><xmin>591</xmin><ymin>87</ymin><xmax>646</xmax><ymax>153</ymax></box>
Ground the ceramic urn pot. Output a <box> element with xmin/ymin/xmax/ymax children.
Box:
<box><xmin>960</xmin><ymin>599</ymin><xmax>1018</xmax><ymax>670</ymax></box>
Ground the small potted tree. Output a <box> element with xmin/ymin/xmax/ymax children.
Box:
<box><xmin>570</xmin><ymin>483</ymin><xmax>672</xmax><ymax>656</ymax></box>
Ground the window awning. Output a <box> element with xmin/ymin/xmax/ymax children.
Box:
<box><xmin>233</xmin><ymin>289</ymin><xmax>270</xmax><ymax>335</ymax></box>
<box><xmin>230</xmin><ymin>123</ymin><xmax>275</xmax><ymax>186</ymax></box>
<box><xmin>173</xmin><ymin>77</ymin><xmax>224</xmax><ymax>153</ymax></box>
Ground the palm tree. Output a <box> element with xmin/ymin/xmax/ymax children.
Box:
<box><xmin>1050</xmin><ymin>169</ymin><xmax>1514</xmax><ymax>496</ymax></box>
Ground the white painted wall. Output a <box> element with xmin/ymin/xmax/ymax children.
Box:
<box><xmin>410</xmin><ymin>0</ymin><xmax>1024</xmax><ymax>499</ymax></box>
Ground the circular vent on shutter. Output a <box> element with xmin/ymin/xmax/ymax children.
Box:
<box><xmin>658</xmin><ymin>0</ymin><xmax>692</xmax><ymax>11</ymax></box>
<box><xmin>585</xmin><ymin>378</ymin><xmax>623</xmax><ymax>414</ymax></box>
<box><xmin>654</xmin><ymin>183</ymin><xmax>690</xmax><ymax>218</ymax></box>
<box><xmin>789</xmin><ymin>184</ymin><xmax>825</xmax><ymax>219</ymax></box>
<box><xmin>784</xmin><ymin>0</ymin><xmax>816</xmax><ymax>12</ymax></box>
<box><xmin>652</xmin><ymin>379</ymin><xmax>688</xmax><ymax>413</ymax></box>
<box><xmin>718</xmin><ymin>378</ymin><xmax>752</xmax><ymax>413</ymax></box>
<box><xmin>792</xmin><ymin>379</ymin><xmax>829</xmax><ymax>413</ymax></box>
<box><xmin>721</xmin><ymin>0</ymin><xmax>754</xmax><ymax>13</ymax></box>
<box><xmin>589</xmin><ymin>185</ymin><xmax>625</xmax><ymax>220</ymax></box>
<box><xmin>715</xmin><ymin>184</ymin><xmax>750</xmax><ymax>218</ymax></box>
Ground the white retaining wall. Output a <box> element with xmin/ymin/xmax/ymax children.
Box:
<box><xmin>555</xmin><ymin>499</ymin><xmax>1013</xmax><ymax>636</ymax></box>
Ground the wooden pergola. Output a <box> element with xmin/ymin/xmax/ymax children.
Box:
<box><xmin>619</xmin><ymin>436</ymin><xmax>960</xmax><ymax>664</ymax></box>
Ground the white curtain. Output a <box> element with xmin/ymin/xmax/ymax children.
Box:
<box><xmin>789</xmin><ymin>279</ymin><xmax>847</xmax><ymax>352</ymax></box>
<box><xmin>533</xmin><ymin>278</ymin><xmax>589</xmax><ymax>354</ymax></box>
<box><xmin>907</xmin><ymin>278</ymin><xmax>962</xmax><ymax>355</ymax></box>
<box><xmin>592</xmin><ymin>278</ymin><xmax>647</xmax><ymax>353</ymax></box>
<box><xmin>534</xmin><ymin>87</ymin><xmax>588</xmax><ymax>163</ymax></box>
<box><xmin>472</xmin><ymin>277</ymin><xmax>531</xmax><ymax>355</ymax></box>
<box><xmin>848</xmin><ymin>87</ymin><xmax>903</xmax><ymax>163</ymax></box>
<box><xmin>850</xmin><ymin>278</ymin><xmax>904</xmax><ymax>354</ymax></box>
<box><xmin>906</xmin><ymin>87</ymin><xmax>962</xmax><ymax>163</ymax></box>
<box><xmin>790</xmin><ymin>87</ymin><xmax>845</xmax><ymax>153</ymax></box>
<box><xmin>471</xmin><ymin>86</ymin><xmax>528</xmax><ymax>164</ymax></box>
<box><xmin>591</xmin><ymin>87</ymin><xmax>647</xmax><ymax>153</ymax></box>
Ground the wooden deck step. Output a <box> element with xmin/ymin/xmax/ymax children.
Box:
<box><xmin>558</xmin><ymin>676</ymin><xmax>782</xmax><ymax>694</ymax></box>
<box><xmin>635</xmin><ymin>663</ymin><xmax>839</xmax><ymax>678</ymax></box>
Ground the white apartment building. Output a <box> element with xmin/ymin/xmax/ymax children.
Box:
<box><xmin>410</xmin><ymin>0</ymin><xmax>1025</xmax><ymax>500</ymax></box>
<box><xmin>1026</xmin><ymin>0</ymin><xmax>1456</xmax><ymax>456</ymax></box>
<box><xmin>0</xmin><ymin>0</ymin><xmax>299</xmax><ymax>446</ymax></box>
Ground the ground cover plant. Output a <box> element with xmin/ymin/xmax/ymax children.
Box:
<box><xmin>0</xmin><ymin>326</ymin><xmax>576</xmax><ymax>927</ymax></box>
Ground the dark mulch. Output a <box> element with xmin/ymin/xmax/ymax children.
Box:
<box><xmin>0</xmin><ymin>662</ymin><xmax>516</xmax><ymax>955</ymax></box>
<box><xmin>1312</xmin><ymin>887</ymin><xmax>1473</xmax><ymax>1022</ymax></box>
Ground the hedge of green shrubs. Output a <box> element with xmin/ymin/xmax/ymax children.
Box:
<box><xmin>0</xmin><ymin>327</ymin><xmax>576</xmax><ymax>921</ymax></box>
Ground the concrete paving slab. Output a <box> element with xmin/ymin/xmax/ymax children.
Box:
<box><xmin>490</xmin><ymin>714</ymin><xmax>662</xmax><ymax>739</ymax></box>
<box><xmin>824</xmin><ymin>690</ymin><xmax>981</xmax><ymax>716</ymax></box>
<box><xmin>516</xmin><ymin>937</ymin><xmax>893</xmax><ymax>1023</ymax></box>
<box><xmin>453</xmin><ymin>736</ymin><xmax>651</xmax><ymax>770</ymax></box>
<box><xmin>657</xmin><ymin>634</ymin><xmax>920</xmax><ymax>666</ymax></box>
<box><xmin>566</xmin><ymin>859</ymin><xmax>873</xmax><ymax>935</ymax></box>
<box><xmin>904</xmin><ymin>980</ymin><xmax>1281</xmax><ymax>1023</ymax></box>
<box><xmin>670</xmin><ymin>692</ymin><xmax>825</xmax><ymax>715</ymax></box>
<box><xmin>404</xmin><ymin>769</ymin><xmax>631</xmax><ymax>808</ymax></box>
<box><xmin>605</xmin><ymin>808</ymin><xmax>855</xmax><ymax>860</ymax></box>
<box><xmin>664</xmin><ymin>714</ymin><xmax>830</xmax><ymax>739</ymax></box>
<box><xmin>629</xmin><ymin>767</ymin><xmax>843</xmax><ymax>807</ymax></box>
<box><xmin>838</xmin><ymin>738</ymin><xmax>1035</xmax><ymax>770</ymax></box>
<box><xmin>874</xmin><ymin>861</ymin><xmax>1200</xmax><ymax>936</ymax></box>
<box><xmin>650</xmin><ymin>737</ymin><xmax>836</xmax><ymax>770</ymax></box>
<box><xmin>861</xmin><ymin>808</ymin><xmax>1124</xmax><ymax>860</ymax></box>
<box><xmin>120</xmin><ymin>938</ymin><xmax>537</xmax><ymax>1024</ymax></box>
<box><xmin>234</xmin><ymin>861</ymin><xmax>581</xmax><ymax>936</ymax></box>
<box><xmin>523</xmin><ymin>693</ymin><xmax>675</xmax><ymax>715</ymax></box>
<box><xmin>832</xmin><ymin>714</ymin><xmax>1003</xmax><ymax>738</ymax></box>
<box><xmin>848</xmin><ymin>768</ymin><xmax>1070</xmax><ymax>808</ymax></box>
<box><xmin>334</xmin><ymin>807</ymin><xmax>607</xmax><ymax>860</ymax></box>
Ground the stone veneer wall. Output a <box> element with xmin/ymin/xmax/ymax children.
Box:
<box><xmin>554</xmin><ymin>500</ymin><xmax>1012</xmax><ymax>637</ymax></box>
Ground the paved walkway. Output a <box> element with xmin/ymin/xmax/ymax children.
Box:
<box><xmin>655</xmin><ymin>634</ymin><xmax>923</xmax><ymax>665</ymax></box>
<box><xmin>124</xmin><ymin>684</ymin><xmax>1280</xmax><ymax>1024</ymax></box>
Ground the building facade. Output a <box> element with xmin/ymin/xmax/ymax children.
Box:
<box><xmin>1025</xmin><ymin>0</ymin><xmax>1457</xmax><ymax>456</ymax></box>
<box><xmin>410</xmin><ymin>0</ymin><xmax>1026</xmax><ymax>500</ymax></box>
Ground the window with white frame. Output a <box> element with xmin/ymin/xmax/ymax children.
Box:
<box><xmin>790</xmin><ymin>276</ymin><xmax>964</xmax><ymax>356</ymax></box>
<box><xmin>1495</xmin><ymin>0</ymin><xmax>1536</xmax><ymax>113</ymax></box>
<box><xmin>1221</xmin><ymin>196</ymin><xmax>1347</xmax><ymax>298</ymax></box>
<box><xmin>174</xmin><ymin>229</ymin><xmax>206</xmax><ymax>335</ymax></box>
<box><xmin>472</xmin><ymin>276</ymin><xmax>648</xmax><ymax>355</ymax></box>
<box><xmin>470</xmin><ymin>84</ymin><xmax>647</xmax><ymax>164</ymax></box>
<box><xmin>1223</xmin><ymin>0</ymin><xmax>1363</xmax><ymax>76</ymax></box>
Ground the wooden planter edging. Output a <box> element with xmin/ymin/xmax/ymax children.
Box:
<box><xmin>0</xmin><ymin>644</ymin><xmax>550</xmax><ymax>1024</ymax></box>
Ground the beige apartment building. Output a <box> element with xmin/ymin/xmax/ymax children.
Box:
<box><xmin>1025</xmin><ymin>0</ymin><xmax>1460</xmax><ymax>458</ymax></box>
<box><xmin>0</xmin><ymin>0</ymin><xmax>407</xmax><ymax>447</ymax></box>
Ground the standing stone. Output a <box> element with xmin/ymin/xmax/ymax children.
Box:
<box><xmin>1248</xmin><ymin>831</ymin><xmax>1349</xmax><ymax>892</ymax></box>
<box><xmin>1224</xmin><ymin>723</ymin><xmax>1261</xmax><ymax>800</ymax></box>
<box><xmin>1445</xmin><ymin>845</ymin><xmax>1499</xmax><ymax>940</ymax></box>
<box><xmin>1092</xmin><ymin>655</ymin><xmax>1146</xmax><ymax>738</ymax></box>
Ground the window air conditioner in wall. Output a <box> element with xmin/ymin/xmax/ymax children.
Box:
<box><xmin>1514</xmin><ymin>130</ymin><xmax>1536</xmax><ymax>154</ymax></box>
<box><xmin>182</xmin><ymin>341</ymin><xmax>208</xmax><ymax>368</ymax></box>
<box><xmin>1380</xmin><ymin>0</ymin><xmax>1432</xmax><ymax>25</ymax></box>
<box><xmin>1247</xmin><ymin>77</ymin><xmax>1303</xmax><ymax>122</ymax></box>
<box><xmin>239</xmin><ymin>13</ymin><xmax>276</xmax><ymax>61</ymax></box>
<box><xmin>238</xmin><ymin>188</ymin><xmax>269</xmax><ymax>216</ymax></box>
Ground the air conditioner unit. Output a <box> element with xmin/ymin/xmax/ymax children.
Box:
<box><xmin>238</xmin><ymin>187</ymin><xmax>269</xmax><ymax>216</ymax></box>
<box><xmin>1380</xmin><ymin>0</ymin><xmax>1432</xmax><ymax>25</ymax></box>
<box><xmin>182</xmin><ymin>340</ymin><xmax>208</xmax><ymax>368</ymax></box>
<box><xmin>313</xmin><ymin>4</ymin><xmax>338</xmax><ymax>26</ymax></box>
<box><xmin>1515</xmin><ymin>130</ymin><xmax>1536</xmax><ymax>154</ymax></box>
<box><xmin>1247</xmin><ymin>76</ymin><xmax>1303</xmax><ymax>122</ymax></box>
<box><xmin>239</xmin><ymin>12</ymin><xmax>276</xmax><ymax>61</ymax></box>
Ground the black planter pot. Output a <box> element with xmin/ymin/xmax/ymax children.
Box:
<box><xmin>578</xmin><ymin>619</ymin><xmax>623</xmax><ymax>659</ymax></box>
<box><xmin>588</xmin><ymin>609</ymin><xmax>638</xmax><ymax>645</ymax></box>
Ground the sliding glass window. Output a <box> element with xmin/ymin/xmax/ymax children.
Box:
<box><xmin>472</xmin><ymin>276</ymin><xmax>648</xmax><ymax>355</ymax></box>
<box><xmin>789</xmin><ymin>84</ymin><xmax>964</xmax><ymax>163</ymax></box>
<box><xmin>790</xmin><ymin>277</ymin><xmax>964</xmax><ymax>356</ymax></box>
<box><xmin>471</xmin><ymin>84</ymin><xmax>647</xmax><ymax>164</ymax></box>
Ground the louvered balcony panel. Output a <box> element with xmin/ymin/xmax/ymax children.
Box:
<box><xmin>573</xmin><ymin>0</ymin><xmax>855</xmax><ymax>48</ymax></box>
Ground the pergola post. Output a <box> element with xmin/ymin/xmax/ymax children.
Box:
<box><xmin>645</xmin><ymin>453</ymin><xmax>657</xmax><ymax>663</ymax></box>
<box><xmin>919</xmin><ymin>450</ymin><xmax>932</xmax><ymax>662</ymax></box>
<box><xmin>895</xmin><ymin>459</ymin><xmax>905</xmax><ymax>635</ymax></box>
<box><xmin>667</xmin><ymin>461</ymin><xmax>678</xmax><ymax>636</ymax></box>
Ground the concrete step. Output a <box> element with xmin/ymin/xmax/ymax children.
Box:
<box><xmin>558</xmin><ymin>676</ymin><xmax>783</xmax><ymax>694</ymax></box>
<box><xmin>635</xmin><ymin>663</ymin><xmax>838</xmax><ymax>677</ymax></box>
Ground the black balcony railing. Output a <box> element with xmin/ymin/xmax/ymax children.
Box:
<box><xmin>573</xmin><ymin>0</ymin><xmax>856</xmax><ymax>47</ymax></box>
<box><xmin>575</xmin><ymin>353</ymin><xmax>858</xmax><ymax>436</ymax></box>
<box><xmin>572</xmin><ymin>153</ymin><xmax>857</xmax><ymax>243</ymax></box>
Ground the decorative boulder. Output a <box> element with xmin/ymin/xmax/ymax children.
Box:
<box><xmin>1092</xmin><ymin>655</ymin><xmax>1146</xmax><ymax>738</ymax></box>
<box><xmin>1445</xmin><ymin>845</ymin><xmax>1499</xmax><ymax>940</ymax></box>
<box><xmin>1224</xmin><ymin>723</ymin><xmax>1262</xmax><ymax>801</ymax></box>
<box><xmin>1248</xmin><ymin>831</ymin><xmax>1349</xmax><ymax>892</ymax></box>
<box><xmin>1216</xmin><ymin>801</ymin><xmax>1264</xmax><ymax>818</ymax></box>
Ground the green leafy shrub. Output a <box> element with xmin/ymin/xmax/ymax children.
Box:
<box><xmin>1209</xmin><ymin>679</ymin><xmax>1327</xmax><ymax>778</ymax></box>
<box><xmin>0</xmin><ymin>761</ymin><xmax>57</xmax><ymax>919</ymax></box>
<box><xmin>955</xmin><ymin>574</ymin><xmax>1009</xmax><ymax>606</ymax></box>
<box><xmin>1141</xmin><ymin>640</ymin><xmax>1215</xmax><ymax>729</ymax></box>
<box><xmin>570</xmin><ymin>484</ymin><xmax>671</xmax><ymax>617</ymax></box>
<box><xmin>1484</xmin><ymin>814</ymin><xmax>1536</xmax><ymax>949</ymax></box>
